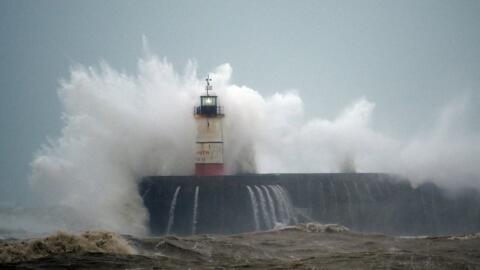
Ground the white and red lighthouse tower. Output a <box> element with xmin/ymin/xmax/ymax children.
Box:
<box><xmin>194</xmin><ymin>77</ymin><xmax>225</xmax><ymax>176</ymax></box>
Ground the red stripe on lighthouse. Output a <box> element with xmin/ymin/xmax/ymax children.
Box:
<box><xmin>195</xmin><ymin>164</ymin><xmax>224</xmax><ymax>176</ymax></box>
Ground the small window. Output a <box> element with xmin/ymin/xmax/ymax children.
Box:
<box><xmin>201</xmin><ymin>96</ymin><xmax>217</xmax><ymax>106</ymax></box>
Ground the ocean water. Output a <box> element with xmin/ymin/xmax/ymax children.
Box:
<box><xmin>1</xmin><ymin>223</ymin><xmax>480</xmax><ymax>269</ymax></box>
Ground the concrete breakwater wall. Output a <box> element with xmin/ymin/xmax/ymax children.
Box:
<box><xmin>139</xmin><ymin>173</ymin><xmax>480</xmax><ymax>236</ymax></box>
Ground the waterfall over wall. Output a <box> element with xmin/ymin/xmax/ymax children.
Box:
<box><xmin>139</xmin><ymin>173</ymin><xmax>480</xmax><ymax>236</ymax></box>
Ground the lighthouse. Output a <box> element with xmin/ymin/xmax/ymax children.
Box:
<box><xmin>194</xmin><ymin>76</ymin><xmax>225</xmax><ymax>176</ymax></box>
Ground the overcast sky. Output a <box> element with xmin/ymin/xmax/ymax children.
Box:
<box><xmin>1</xmin><ymin>0</ymin><xmax>479</xmax><ymax>204</ymax></box>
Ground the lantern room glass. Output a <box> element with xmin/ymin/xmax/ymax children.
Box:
<box><xmin>201</xmin><ymin>96</ymin><xmax>217</xmax><ymax>106</ymax></box>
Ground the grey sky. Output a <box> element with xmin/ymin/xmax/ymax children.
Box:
<box><xmin>1</xmin><ymin>0</ymin><xmax>479</xmax><ymax>204</ymax></box>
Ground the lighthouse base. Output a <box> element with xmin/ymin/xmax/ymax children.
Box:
<box><xmin>195</xmin><ymin>163</ymin><xmax>224</xmax><ymax>176</ymax></box>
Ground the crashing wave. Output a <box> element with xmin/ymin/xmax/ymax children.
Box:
<box><xmin>0</xmin><ymin>231</ymin><xmax>135</xmax><ymax>263</ymax></box>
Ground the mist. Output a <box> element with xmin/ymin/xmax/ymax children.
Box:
<box><xmin>28</xmin><ymin>53</ymin><xmax>480</xmax><ymax>235</ymax></box>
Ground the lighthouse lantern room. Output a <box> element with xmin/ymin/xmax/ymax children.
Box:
<box><xmin>194</xmin><ymin>77</ymin><xmax>225</xmax><ymax>176</ymax></box>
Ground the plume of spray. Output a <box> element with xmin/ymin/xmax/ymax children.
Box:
<box><xmin>31</xmin><ymin>56</ymin><xmax>199</xmax><ymax>235</ymax></box>
<box><xmin>29</xmin><ymin>50</ymin><xmax>480</xmax><ymax>235</ymax></box>
<box><xmin>29</xmin><ymin>55</ymin><xmax>263</xmax><ymax>235</ymax></box>
<box><xmin>398</xmin><ymin>96</ymin><xmax>480</xmax><ymax>189</ymax></box>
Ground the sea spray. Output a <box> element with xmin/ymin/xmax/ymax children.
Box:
<box><xmin>254</xmin><ymin>186</ymin><xmax>272</xmax><ymax>229</ymax></box>
<box><xmin>276</xmin><ymin>185</ymin><xmax>298</xmax><ymax>224</ymax></box>
<box><xmin>166</xmin><ymin>186</ymin><xmax>181</xmax><ymax>235</ymax></box>
<box><xmin>262</xmin><ymin>185</ymin><xmax>278</xmax><ymax>225</ymax></box>
<box><xmin>246</xmin><ymin>186</ymin><xmax>260</xmax><ymax>231</ymax></box>
<box><xmin>191</xmin><ymin>186</ymin><xmax>199</xmax><ymax>235</ymax></box>
<box><xmin>270</xmin><ymin>186</ymin><xmax>288</xmax><ymax>224</ymax></box>
<box><xmin>272</xmin><ymin>186</ymin><xmax>290</xmax><ymax>224</ymax></box>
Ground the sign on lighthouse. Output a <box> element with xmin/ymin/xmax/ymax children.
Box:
<box><xmin>194</xmin><ymin>76</ymin><xmax>225</xmax><ymax>176</ymax></box>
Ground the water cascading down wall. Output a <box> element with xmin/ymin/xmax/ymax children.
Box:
<box><xmin>139</xmin><ymin>173</ymin><xmax>480</xmax><ymax>236</ymax></box>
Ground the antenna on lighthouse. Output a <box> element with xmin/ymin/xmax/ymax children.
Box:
<box><xmin>205</xmin><ymin>75</ymin><xmax>212</xmax><ymax>96</ymax></box>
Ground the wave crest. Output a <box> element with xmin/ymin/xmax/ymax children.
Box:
<box><xmin>0</xmin><ymin>231</ymin><xmax>134</xmax><ymax>263</ymax></box>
